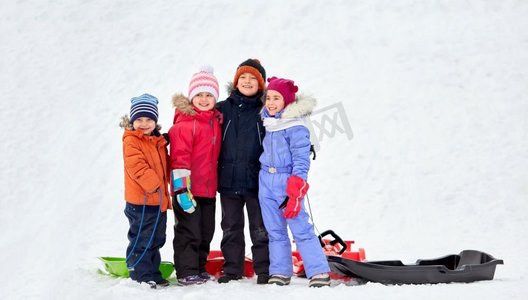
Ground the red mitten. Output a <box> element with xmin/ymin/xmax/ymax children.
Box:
<box><xmin>283</xmin><ymin>175</ymin><xmax>310</xmax><ymax>219</ymax></box>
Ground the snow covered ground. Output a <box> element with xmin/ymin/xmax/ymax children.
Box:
<box><xmin>1</xmin><ymin>0</ymin><xmax>527</xmax><ymax>299</ymax></box>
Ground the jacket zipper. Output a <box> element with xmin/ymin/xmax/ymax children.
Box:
<box><xmin>207</xmin><ymin>117</ymin><xmax>216</xmax><ymax>197</ymax></box>
<box><xmin>223</xmin><ymin>119</ymin><xmax>231</xmax><ymax>141</ymax></box>
<box><xmin>155</xmin><ymin>139</ymin><xmax>167</xmax><ymax>208</ymax></box>
<box><xmin>257</xmin><ymin>122</ymin><xmax>262</xmax><ymax>146</ymax></box>
<box><xmin>270</xmin><ymin>131</ymin><xmax>275</xmax><ymax>168</ymax></box>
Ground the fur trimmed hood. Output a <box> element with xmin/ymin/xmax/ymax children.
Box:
<box><xmin>119</xmin><ymin>114</ymin><xmax>162</xmax><ymax>131</ymax></box>
<box><xmin>171</xmin><ymin>93</ymin><xmax>195</xmax><ymax>125</ymax></box>
<box><xmin>172</xmin><ymin>93</ymin><xmax>196</xmax><ymax>116</ymax></box>
<box><xmin>225</xmin><ymin>81</ymin><xmax>235</xmax><ymax>95</ymax></box>
<box><xmin>281</xmin><ymin>93</ymin><xmax>316</xmax><ymax>118</ymax></box>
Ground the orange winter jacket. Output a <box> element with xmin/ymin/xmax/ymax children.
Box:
<box><xmin>122</xmin><ymin>128</ymin><xmax>172</xmax><ymax>212</ymax></box>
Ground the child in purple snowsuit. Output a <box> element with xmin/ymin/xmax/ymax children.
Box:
<box><xmin>258</xmin><ymin>77</ymin><xmax>331</xmax><ymax>288</ymax></box>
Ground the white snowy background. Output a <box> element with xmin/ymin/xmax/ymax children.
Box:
<box><xmin>1</xmin><ymin>0</ymin><xmax>527</xmax><ymax>299</ymax></box>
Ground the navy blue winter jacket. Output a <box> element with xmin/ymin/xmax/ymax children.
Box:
<box><xmin>216</xmin><ymin>90</ymin><xmax>266</xmax><ymax>196</ymax></box>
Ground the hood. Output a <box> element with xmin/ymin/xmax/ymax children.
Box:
<box><xmin>226</xmin><ymin>81</ymin><xmax>236</xmax><ymax>95</ymax></box>
<box><xmin>281</xmin><ymin>93</ymin><xmax>317</xmax><ymax>118</ymax></box>
<box><xmin>119</xmin><ymin>115</ymin><xmax>134</xmax><ymax>130</ymax></box>
<box><xmin>172</xmin><ymin>93</ymin><xmax>196</xmax><ymax>116</ymax></box>
<box><xmin>172</xmin><ymin>93</ymin><xmax>195</xmax><ymax>124</ymax></box>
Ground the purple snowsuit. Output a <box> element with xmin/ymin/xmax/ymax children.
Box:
<box><xmin>258</xmin><ymin>96</ymin><xmax>330</xmax><ymax>279</ymax></box>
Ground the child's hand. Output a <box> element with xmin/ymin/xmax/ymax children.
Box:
<box><xmin>283</xmin><ymin>175</ymin><xmax>309</xmax><ymax>219</ymax></box>
<box><xmin>172</xmin><ymin>169</ymin><xmax>196</xmax><ymax>213</ymax></box>
<box><xmin>175</xmin><ymin>188</ymin><xmax>196</xmax><ymax>213</ymax></box>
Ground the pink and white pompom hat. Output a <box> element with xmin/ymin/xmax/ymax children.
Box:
<box><xmin>188</xmin><ymin>64</ymin><xmax>220</xmax><ymax>101</ymax></box>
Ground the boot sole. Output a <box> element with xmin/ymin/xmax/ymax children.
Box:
<box><xmin>309</xmin><ymin>278</ymin><xmax>331</xmax><ymax>288</ymax></box>
<box><xmin>268</xmin><ymin>277</ymin><xmax>291</xmax><ymax>286</ymax></box>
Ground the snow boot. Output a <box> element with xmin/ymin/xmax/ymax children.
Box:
<box><xmin>156</xmin><ymin>279</ymin><xmax>170</xmax><ymax>288</ymax></box>
<box><xmin>217</xmin><ymin>273</ymin><xmax>242</xmax><ymax>283</ymax></box>
<box><xmin>178</xmin><ymin>275</ymin><xmax>206</xmax><ymax>285</ymax></box>
<box><xmin>199</xmin><ymin>272</ymin><xmax>211</xmax><ymax>282</ymax></box>
<box><xmin>257</xmin><ymin>273</ymin><xmax>270</xmax><ymax>284</ymax></box>
<box><xmin>309</xmin><ymin>273</ymin><xmax>331</xmax><ymax>288</ymax></box>
<box><xmin>268</xmin><ymin>275</ymin><xmax>291</xmax><ymax>286</ymax></box>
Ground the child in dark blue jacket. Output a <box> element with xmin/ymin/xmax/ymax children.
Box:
<box><xmin>216</xmin><ymin>59</ymin><xmax>270</xmax><ymax>284</ymax></box>
<box><xmin>259</xmin><ymin>77</ymin><xmax>331</xmax><ymax>288</ymax></box>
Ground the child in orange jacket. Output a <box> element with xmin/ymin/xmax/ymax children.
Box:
<box><xmin>120</xmin><ymin>93</ymin><xmax>171</xmax><ymax>289</ymax></box>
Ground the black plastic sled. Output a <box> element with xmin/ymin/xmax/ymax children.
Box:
<box><xmin>328</xmin><ymin>250</ymin><xmax>503</xmax><ymax>284</ymax></box>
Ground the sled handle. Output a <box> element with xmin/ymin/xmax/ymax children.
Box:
<box><xmin>318</xmin><ymin>230</ymin><xmax>347</xmax><ymax>255</ymax></box>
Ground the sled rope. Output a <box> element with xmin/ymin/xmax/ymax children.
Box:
<box><xmin>305</xmin><ymin>193</ymin><xmax>322</xmax><ymax>237</ymax></box>
<box><xmin>125</xmin><ymin>195</ymin><xmax>147</xmax><ymax>263</ymax></box>
<box><xmin>125</xmin><ymin>190</ymin><xmax>162</xmax><ymax>270</ymax></box>
<box><xmin>306</xmin><ymin>193</ymin><xmax>334</xmax><ymax>249</ymax></box>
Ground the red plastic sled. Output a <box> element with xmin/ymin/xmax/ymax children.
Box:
<box><xmin>205</xmin><ymin>250</ymin><xmax>255</xmax><ymax>278</ymax></box>
<box><xmin>292</xmin><ymin>230</ymin><xmax>366</xmax><ymax>279</ymax></box>
<box><xmin>204</xmin><ymin>230</ymin><xmax>365</xmax><ymax>280</ymax></box>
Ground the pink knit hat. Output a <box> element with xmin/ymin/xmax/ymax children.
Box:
<box><xmin>266</xmin><ymin>77</ymin><xmax>299</xmax><ymax>107</ymax></box>
<box><xmin>188</xmin><ymin>65</ymin><xmax>219</xmax><ymax>101</ymax></box>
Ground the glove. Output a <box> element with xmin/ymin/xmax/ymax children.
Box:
<box><xmin>162</xmin><ymin>132</ymin><xmax>170</xmax><ymax>144</ymax></box>
<box><xmin>172</xmin><ymin>169</ymin><xmax>196</xmax><ymax>213</ymax></box>
<box><xmin>283</xmin><ymin>175</ymin><xmax>309</xmax><ymax>219</ymax></box>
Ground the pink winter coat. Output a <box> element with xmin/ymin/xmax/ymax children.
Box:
<box><xmin>168</xmin><ymin>94</ymin><xmax>222</xmax><ymax>198</ymax></box>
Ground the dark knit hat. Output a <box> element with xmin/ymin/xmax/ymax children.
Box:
<box><xmin>267</xmin><ymin>77</ymin><xmax>299</xmax><ymax>107</ymax></box>
<box><xmin>233</xmin><ymin>58</ymin><xmax>266</xmax><ymax>92</ymax></box>
<box><xmin>130</xmin><ymin>93</ymin><xmax>159</xmax><ymax>123</ymax></box>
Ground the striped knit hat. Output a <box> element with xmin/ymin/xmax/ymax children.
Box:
<box><xmin>188</xmin><ymin>65</ymin><xmax>219</xmax><ymax>101</ymax></box>
<box><xmin>130</xmin><ymin>93</ymin><xmax>159</xmax><ymax>123</ymax></box>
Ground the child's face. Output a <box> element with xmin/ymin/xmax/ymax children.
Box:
<box><xmin>236</xmin><ymin>72</ymin><xmax>259</xmax><ymax>96</ymax></box>
<box><xmin>133</xmin><ymin>117</ymin><xmax>156</xmax><ymax>135</ymax></box>
<box><xmin>192</xmin><ymin>92</ymin><xmax>216</xmax><ymax>111</ymax></box>
<box><xmin>265</xmin><ymin>90</ymin><xmax>285</xmax><ymax>117</ymax></box>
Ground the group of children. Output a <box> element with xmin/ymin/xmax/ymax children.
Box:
<box><xmin>120</xmin><ymin>59</ymin><xmax>331</xmax><ymax>289</ymax></box>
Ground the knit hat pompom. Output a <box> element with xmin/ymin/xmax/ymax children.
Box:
<box><xmin>199</xmin><ymin>64</ymin><xmax>214</xmax><ymax>74</ymax></box>
<box><xmin>188</xmin><ymin>64</ymin><xmax>220</xmax><ymax>101</ymax></box>
<box><xmin>233</xmin><ymin>58</ymin><xmax>266</xmax><ymax>92</ymax></box>
<box><xmin>266</xmin><ymin>77</ymin><xmax>299</xmax><ymax>107</ymax></box>
<box><xmin>130</xmin><ymin>93</ymin><xmax>159</xmax><ymax>123</ymax></box>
